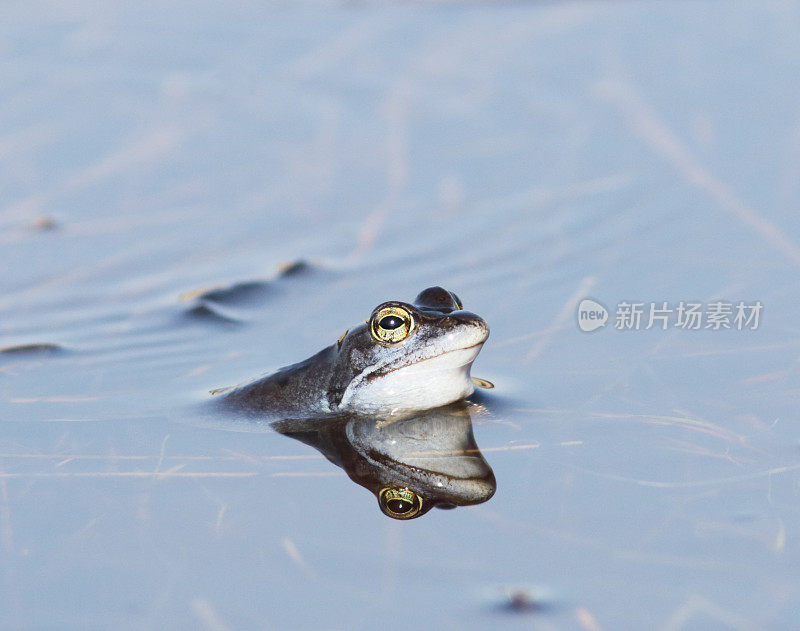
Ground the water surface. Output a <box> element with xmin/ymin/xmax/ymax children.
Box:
<box><xmin>2</xmin><ymin>1</ymin><xmax>799</xmax><ymax>629</ymax></box>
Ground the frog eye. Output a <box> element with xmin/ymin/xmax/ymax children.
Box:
<box><xmin>378</xmin><ymin>487</ymin><xmax>423</xmax><ymax>519</ymax></box>
<box><xmin>370</xmin><ymin>305</ymin><xmax>414</xmax><ymax>344</ymax></box>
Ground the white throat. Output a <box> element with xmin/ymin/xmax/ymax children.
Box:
<box><xmin>338</xmin><ymin>344</ymin><xmax>483</xmax><ymax>415</ymax></box>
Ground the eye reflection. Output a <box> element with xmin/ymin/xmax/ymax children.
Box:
<box><xmin>379</xmin><ymin>487</ymin><xmax>423</xmax><ymax>519</ymax></box>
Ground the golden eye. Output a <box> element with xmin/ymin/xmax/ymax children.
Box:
<box><xmin>370</xmin><ymin>305</ymin><xmax>414</xmax><ymax>344</ymax></box>
<box><xmin>378</xmin><ymin>487</ymin><xmax>423</xmax><ymax>519</ymax></box>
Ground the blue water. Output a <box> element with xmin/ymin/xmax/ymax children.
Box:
<box><xmin>2</xmin><ymin>1</ymin><xmax>799</xmax><ymax>629</ymax></box>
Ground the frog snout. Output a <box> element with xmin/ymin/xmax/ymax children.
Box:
<box><xmin>441</xmin><ymin>312</ymin><xmax>490</xmax><ymax>340</ymax></box>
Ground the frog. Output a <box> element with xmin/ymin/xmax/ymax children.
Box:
<box><xmin>221</xmin><ymin>286</ymin><xmax>489</xmax><ymax>416</ymax></box>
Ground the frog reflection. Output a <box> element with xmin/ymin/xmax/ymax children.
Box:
<box><xmin>272</xmin><ymin>401</ymin><xmax>495</xmax><ymax>519</ymax></box>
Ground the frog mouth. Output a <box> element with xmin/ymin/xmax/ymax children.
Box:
<box><xmin>370</xmin><ymin>342</ymin><xmax>484</xmax><ymax>380</ymax></box>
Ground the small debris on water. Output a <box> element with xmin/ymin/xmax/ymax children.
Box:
<box><xmin>31</xmin><ymin>216</ymin><xmax>58</xmax><ymax>230</ymax></box>
<box><xmin>277</xmin><ymin>259</ymin><xmax>312</xmax><ymax>276</ymax></box>
<box><xmin>490</xmin><ymin>585</ymin><xmax>556</xmax><ymax>614</ymax></box>
<box><xmin>507</xmin><ymin>589</ymin><xmax>541</xmax><ymax>612</ymax></box>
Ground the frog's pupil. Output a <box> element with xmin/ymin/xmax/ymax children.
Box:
<box><xmin>379</xmin><ymin>315</ymin><xmax>403</xmax><ymax>330</ymax></box>
<box><xmin>387</xmin><ymin>499</ymin><xmax>412</xmax><ymax>513</ymax></box>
